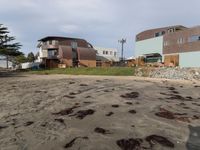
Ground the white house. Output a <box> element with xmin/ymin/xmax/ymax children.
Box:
<box><xmin>94</xmin><ymin>47</ymin><xmax>119</xmax><ymax>62</ymax></box>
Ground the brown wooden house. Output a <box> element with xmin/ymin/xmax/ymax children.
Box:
<box><xmin>38</xmin><ymin>36</ymin><xmax>96</xmax><ymax>68</ymax></box>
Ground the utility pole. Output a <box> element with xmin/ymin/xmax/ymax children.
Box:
<box><xmin>118</xmin><ymin>38</ymin><xmax>126</xmax><ymax>62</ymax></box>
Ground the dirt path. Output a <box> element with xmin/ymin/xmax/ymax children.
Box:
<box><xmin>0</xmin><ymin>75</ymin><xmax>200</xmax><ymax>150</ymax></box>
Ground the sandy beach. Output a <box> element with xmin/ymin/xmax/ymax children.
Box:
<box><xmin>0</xmin><ymin>74</ymin><xmax>200</xmax><ymax>150</ymax></box>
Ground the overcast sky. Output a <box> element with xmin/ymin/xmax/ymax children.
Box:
<box><xmin>0</xmin><ymin>0</ymin><xmax>200</xmax><ymax>57</ymax></box>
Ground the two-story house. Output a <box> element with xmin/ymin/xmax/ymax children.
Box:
<box><xmin>135</xmin><ymin>25</ymin><xmax>200</xmax><ymax>67</ymax></box>
<box><xmin>38</xmin><ymin>36</ymin><xmax>96</xmax><ymax>68</ymax></box>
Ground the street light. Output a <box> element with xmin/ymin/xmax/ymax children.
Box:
<box><xmin>118</xmin><ymin>38</ymin><xmax>126</xmax><ymax>62</ymax></box>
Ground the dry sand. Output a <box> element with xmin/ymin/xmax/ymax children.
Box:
<box><xmin>0</xmin><ymin>74</ymin><xmax>200</xmax><ymax>150</ymax></box>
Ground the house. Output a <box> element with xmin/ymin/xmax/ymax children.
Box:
<box><xmin>38</xmin><ymin>36</ymin><xmax>96</xmax><ymax>68</ymax></box>
<box><xmin>135</xmin><ymin>25</ymin><xmax>200</xmax><ymax>67</ymax></box>
<box><xmin>94</xmin><ymin>47</ymin><xmax>119</xmax><ymax>62</ymax></box>
<box><xmin>94</xmin><ymin>47</ymin><xmax>119</xmax><ymax>67</ymax></box>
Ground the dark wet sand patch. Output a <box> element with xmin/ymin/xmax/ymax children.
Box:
<box><xmin>64</xmin><ymin>137</ymin><xmax>89</xmax><ymax>149</ymax></box>
<box><xmin>52</xmin><ymin>106</ymin><xmax>78</xmax><ymax>116</ymax></box>
<box><xmin>0</xmin><ymin>125</ymin><xmax>8</xmax><ymax>129</ymax></box>
<box><xmin>24</xmin><ymin>121</ymin><xmax>34</xmax><ymax>126</ymax></box>
<box><xmin>194</xmin><ymin>85</ymin><xmax>200</xmax><ymax>88</ymax></box>
<box><xmin>85</xmin><ymin>96</ymin><xmax>92</xmax><ymax>98</ymax></box>
<box><xmin>171</xmin><ymin>91</ymin><xmax>179</xmax><ymax>94</ymax></box>
<box><xmin>69</xmin><ymin>82</ymin><xmax>75</xmax><ymax>85</ymax></box>
<box><xmin>35</xmin><ymin>90</ymin><xmax>47</xmax><ymax>94</ymax></box>
<box><xmin>106</xmin><ymin>112</ymin><xmax>114</xmax><ymax>116</ymax></box>
<box><xmin>146</xmin><ymin>135</ymin><xmax>175</xmax><ymax>148</ymax></box>
<box><xmin>104</xmin><ymin>90</ymin><xmax>110</xmax><ymax>93</ymax></box>
<box><xmin>121</xmin><ymin>92</ymin><xmax>139</xmax><ymax>99</ymax></box>
<box><xmin>160</xmin><ymin>92</ymin><xmax>194</xmax><ymax>101</ymax></box>
<box><xmin>112</xmin><ymin>105</ymin><xmax>119</xmax><ymax>108</ymax></box>
<box><xmin>69</xmin><ymin>91</ymin><xmax>81</xmax><ymax>95</ymax></box>
<box><xmin>116</xmin><ymin>138</ymin><xmax>143</xmax><ymax>150</ymax></box>
<box><xmin>83</xmin><ymin>101</ymin><xmax>92</xmax><ymax>104</ymax></box>
<box><xmin>167</xmin><ymin>95</ymin><xmax>185</xmax><ymax>100</ymax></box>
<box><xmin>192</xmin><ymin>115</ymin><xmax>200</xmax><ymax>120</ymax></box>
<box><xmin>94</xmin><ymin>127</ymin><xmax>111</xmax><ymax>135</ymax></box>
<box><xmin>40</xmin><ymin>122</ymin><xmax>47</xmax><ymax>127</ymax></box>
<box><xmin>192</xmin><ymin>103</ymin><xmax>200</xmax><ymax>106</ymax></box>
<box><xmin>168</xmin><ymin>87</ymin><xmax>176</xmax><ymax>91</ymax></box>
<box><xmin>63</xmin><ymin>95</ymin><xmax>76</xmax><ymax>99</ymax></box>
<box><xmin>55</xmin><ymin>118</ymin><xmax>65</xmax><ymax>125</ymax></box>
<box><xmin>129</xmin><ymin>110</ymin><xmax>137</xmax><ymax>114</ymax></box>
<box><xmin>155</xmin><ymin>108</ymin><xmax>191</xmax><ymax>123</ymax></box>
<box><xmin>80</xmin><ymin>84</ymin><xmax>88</xmax><ymax>86</ymax></box>
<box><xmin>72</xmin><ymin>109</ymin><xmax>95</xmax><ymax>119</ymax></box>
<box><xmin>182</xmin><ymin>106</ymin><xmax>190</xmax><ymax>109</ymax></box>
<box><xmin>178</xmin><ymin>102</ymin><xmax>186</xmax><ymax>106</ymax></box>
<box><xmin>126</xmin><ymin>102</ymin><xmax>133</xmax><ymax>105</ymax></box>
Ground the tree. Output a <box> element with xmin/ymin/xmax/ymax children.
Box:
<box><xmin>27</xmin><ymin>52</ymin><xmax>35</xmax><ymax>62</ymax></box>
<box><xmin>35</xmin><ymin>52</ymin><xmax>39</xmax><ymax>60</ymax></box>
<box><xmin>15</xmin><ymin>54</ymin><xmax>27</xmax><ymax>64</ymax></box>
<box><xmin>0</xmin><ymin>24</ymin><xmax>22</xmax><ymax>68</ymax></box>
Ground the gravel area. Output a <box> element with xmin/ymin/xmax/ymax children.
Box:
<box><xmin>135</xmin><ymin>67</ymin><xmax>200</xmax><ymax>81</ymax></box>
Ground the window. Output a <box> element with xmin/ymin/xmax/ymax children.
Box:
<box><xmin>106</xmin><ymin>51</ymin><xmax>108</xmax><ymax>55</ymax></box>
<box><xmin>114</xmin><ymin>52</ymin><xmax>117</xmax><ymax>57</ymax></box>
<box><xmin>103</xmin><ymin>51</ymin><xmax>106</xmax><ymax>55</ymax></box>
<box><xmin>188</xmin><ymin>35</ymin><xmax>200</xmax><ymax>42</ymax></box>
<box><xmin>155</xmin><ymin>32</ymin><xmax>160</xmax><ymax>37</ymax></box>
<box><xmin>48</xmin><ymin>40</ymin><xmax>52</xmax><ymax>45</ymax></box>
<box><xmin>48</xmin><ymin>49</ymin><xmax>58</xmax><ymax>57</ymax></box>
<box><xmin>110</xmin><ymin>51</ymin><xmax>113</xmax><ymax>55</ymax></box>
<box><xmin>161</xmin><ymin>31</ymin><xmax>166</xmax><ymax>35</ymax></box>
<box><xmin>52</xmin><ymin>40</ymin><xmax>58</xmax><ymax>45</ymax></box>
<box><xmin>177</xmin><ymin>38</ymin><xmax>184</xmax><ymax>44</ymax></box>
<box><xmin>155</xmin><ymin>31</ymin><xmax>165</xmax><ymax>37</ymax></box>
<box><xmin>168</xmin><ymin>28</ymin><xmax>174</xmax><ymax>33</ymax></box>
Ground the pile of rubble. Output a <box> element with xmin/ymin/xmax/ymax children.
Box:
<box><xmin>149</xmin><ymin>67</ymin><xmax>200</xmax><ymax>80</ymax></box>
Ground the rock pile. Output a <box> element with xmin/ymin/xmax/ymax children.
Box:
<box><xmin>149</xmin><ymin>67</ymin><xmax>200</xmax><ymax>80</ymax></box>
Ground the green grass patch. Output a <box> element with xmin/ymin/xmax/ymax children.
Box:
<box><xmin>29</xmin><ymin>67</ymin><xmax>135</xmax><ymax>76</ymax></box>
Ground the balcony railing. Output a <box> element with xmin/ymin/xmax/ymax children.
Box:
<box><xmin>42</xmin><ymin>44</ymin><xmax>59</xmax><ymax>50</ymax></box>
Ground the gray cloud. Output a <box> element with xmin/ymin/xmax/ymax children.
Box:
<box><xmin>0</xmin><ymin>0</ymin><xmax>199</xmax><ymax>57</ymax></box>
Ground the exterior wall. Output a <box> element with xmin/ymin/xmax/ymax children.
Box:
<box><xmin>77</xmin><ymin>47</ymin><xmax>96</xmax><ymax>61</ymax></box>
<box><xmin>62</xmin><ymin>59</ymin><xmax>72</xmax><ymax>67</ymax></box>
<box><xmin>78</xmin><ymin>47</ymin><xmax>96</xmax><ymax>67</ymax></box>
<box><xmin>79</xmin><ymin>60</ymin><xmax>96</xmax><ymax>67</ymax></box>
<box><xmin>164</xmin><ymin>54</ymin><xmax>179</xmax><ymax>66</ymax></box>
<box><xmin>163</xmin><ymin>26</ymin><xmax>200</xmax><ymax>54</ymax></box>
<box><xmin>59</xmin><ymin>46</ymin><xmax>72</xmax><ymax>59</ymax></box>
<box><xmin>179</xmin><ymin>51</ymin><xmax>200</xmax><ymax>67</ymax></box>
<box><xmin>135</xmin><ymin>36</ymin><xmax>163</xmax><ymax>57</ymax></box>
